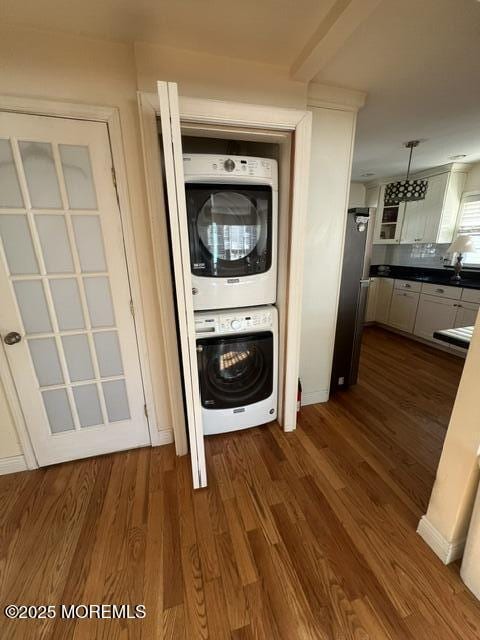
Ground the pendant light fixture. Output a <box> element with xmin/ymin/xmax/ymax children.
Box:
<box><xmin>384</xmin><ymin>140</ymin><xmax>428</xmax><ymax>205</ymax></box>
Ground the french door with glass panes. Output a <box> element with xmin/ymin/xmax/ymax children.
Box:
<box><xmin>0</xmin><ymin>111</ymin><xmax>149</xmax><ymax>466</ymax></box>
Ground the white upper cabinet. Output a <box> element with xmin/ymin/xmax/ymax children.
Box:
<box><xmin>374</xmin><ymin>166</ymin><xmax>467</xmax><ymax>245</ymax></box>
<box><xmin>421</xmin><ymin>173</ymin><xmax>450</xmax><ymax>242</ymax></box>
<box><xmin>401</xmin><ymin>199</ymin><xmax>427</xmax><ymax>244</ymax></box>
<box><xmin>373</xmin><ymin>185</ymin><xmax>406</xmax><ymax>244</ymax></box>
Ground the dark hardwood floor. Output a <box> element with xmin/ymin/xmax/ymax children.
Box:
<box><xmin>1</xmin><ymin>326</ymin><xmax>479</xmax><ymax>639</ymax></box>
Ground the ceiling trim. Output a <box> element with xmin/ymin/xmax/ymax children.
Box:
<box><xmin>291</xmin><ymin>0</ymin><xmax>383</xmax><ymax>82</ymax></box>
<box><xmin>307</xmin><ymin>82</ymin><xmax>366</xmax><ymax>112</ymax></box>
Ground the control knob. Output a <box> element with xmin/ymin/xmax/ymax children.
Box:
<box><xmin>231</xmin><ymin>319</ymin><xmax>241</xmax><ymax>331</ymax></box>
<box><xmin>224</xmin><ymin>158</ymin><xmax>235</xmax><ymax>172</ymax></box>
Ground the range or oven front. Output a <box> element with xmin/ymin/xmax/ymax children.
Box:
<box><xmin>184</xmin><ymin>154</ymin><xmax>278</xmax><ymax>311</ymax></box>
<box><xmin>195</xmin><ymin>305</ymin><xmax>278</xmax><ymax>435</ymax></box>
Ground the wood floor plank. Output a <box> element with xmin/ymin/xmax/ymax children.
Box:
<box><xmin>1</xmin><ymin>326</ymin><xmax>478</xmax><ymax>640</ymax></box>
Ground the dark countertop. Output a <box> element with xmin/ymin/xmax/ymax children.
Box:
<box><xmin>433</xmin><ymin>326</ymin><xmax>473</xmax><ymax>349</ymax></box>
<box><xmin>369</xmin><ymin>264</ymin><xmax>480</xmax><ymax>291</ymax></box>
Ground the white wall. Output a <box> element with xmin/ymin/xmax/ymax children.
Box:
<box><xmin>134</xmin><ymin>42</ymin><xmax>307</xmax><ymax>108</ymax></box>
<box><xmin>348</xmin><ymin>182</ymin><xmax>366</xmax><ymax>208</ymax></box>
<box><xmin>300</xmin><ymin>106</ymin><xmax>357</xmax><ymax>405</ymax></box>
<box><xmin>422</xmin><ymin>309</ymin><xmax>480</xmax><ymax>554</ymax></box>
<box><xmin>0</xmin><ymin>26</ymin><xmax>173</xmax><ymax>464</ymax></box>
<box><xmin>465</xmin><ymin>161</ymin><xmax>480</xmax><ymax>192</ymax></box>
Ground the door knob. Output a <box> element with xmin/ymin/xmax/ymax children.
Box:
<box><xmin>4</xmin><ymin>332</ymin><xmax>22</xmax><ymax>345</ymax></box>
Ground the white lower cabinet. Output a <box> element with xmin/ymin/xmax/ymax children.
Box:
<box><xmin>454</xmin><ymin>301</ymin><xmax>479</xmax><ymax>328</ymax></box>
<box><xmin>388</xmin><ymin>290</ymin><xmax>420</xmax><ymax>332</ymax></box>
<box><xmin>370</xmin><ymin>277</ymin><xmax>478</xmax><ymax>353</ymax></box>
<box><xmin>413</xmin><ymin>294</ymin><xmax>459</xmax><ymax>343</ymax></box>
<box><xmin>448</xmin><ymin>302</ymin><xmax>480</xmax><ymax>352</ymax></box>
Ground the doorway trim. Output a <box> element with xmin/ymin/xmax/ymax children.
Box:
<box><xmin>0</xmin><ymin>94</ymin><xmax>159</xmax><ymax>466</ymax></box>
<box><xmin>137</xmin><ymin>90</ymin><xmax>312</xmax><ymax>460</ymax></box>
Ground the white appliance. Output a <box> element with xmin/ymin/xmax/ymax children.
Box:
<box><xmin>183</xmin><ymin>154</ymin><xmax>278</xmax><ymax>310</ymax></box>
<box><xmin>195</xmin><ymin>305</ymin><xmax>278</xmax><ymax>435</ymax></box>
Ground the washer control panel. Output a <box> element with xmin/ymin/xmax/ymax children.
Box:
<box><xmin>195</xmin><ymin>307</ymin><xmax>274</xmax><ymax>336</ymax></box>
<box><xmin>183</xmin><ymin>154</ymin><xmax>276</xmax><ymax>181</ymax></box>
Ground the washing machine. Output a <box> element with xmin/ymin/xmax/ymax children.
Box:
<box><xmin>195</xmin><ymin>305</ymin><xmax>278</xmax><ymax>435</ymax></box>
<box><xmin>184</xmin><ymin>154</ymin><xmax>278</xmax><ymax>311</ymax></box>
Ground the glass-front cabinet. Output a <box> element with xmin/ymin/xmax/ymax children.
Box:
<box><xmin>373</xmin><ymin>184</ymin><xmax>406</xmax><ymax>244</ymax></box>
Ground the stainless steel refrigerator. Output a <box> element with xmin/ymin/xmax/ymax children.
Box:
<box><xmin>330</xmin><ymin>207</ymin><xmax>373</xmax><ymax>391</ymax></box>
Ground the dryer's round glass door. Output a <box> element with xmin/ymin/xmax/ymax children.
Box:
<box><xmin>197</xmin><ymin>191</ymin><xmax>262</xmax><ymax>262</ymax></box>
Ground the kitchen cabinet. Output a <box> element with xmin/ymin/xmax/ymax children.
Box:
<box><xmin>421</xmin><ymin>281</ymin><xmax>462</xmax><ymax>299</ymax></box>
<box><xmin>400</xmin><ymin>199</ymin><xmax>428</xmax><ymax>244</ymax></box>
<box><xmin>370</xmin><ymin>277</ymin><xmax>478</xmax><ymax>353</ymax></box>
<box><xmin>394</xmin><ymin>279</ymin><xmax>422</xmax><ymax>293</ymax></box>
<box><xmin>388</xmin><ymin>289</ymin><xmax>420</xmax><ymax>332</ymax></box>
<box><xmin>374</xmin><ymin>166</ymin><xmax>467</xmax><ymax>245</ymax></box>
<box><xmin>461</xmin><ymin>288</ymin><xmax>480</xmax><ymax>304</ymax></box>
<box><xmin>449</xmin><ymin>301</ymin><xmax>480</xmax><ymax>352</ymax></box>
<box><xmin>421</xmin><ymin>173</ymin><xmax>451</xmax><ymax>242</ymax></box>
<box><xmin>373</xmin><ymin>185</ymin><xmax>406</xmax><ymax>244</ymax></box>
<box><xmin>454</xmin><ymin>301</ymin><xmax>479</xmax><ymax>328</ymax></box>
<box><xmin>374</xmin><ymin>277</ymin><xmax>394</xmax><ymax>323</ymax></box>
<box><xmin>414</xmin><ymin>294</ymin><xmax>459</xmax><ymax>343</ymax></box>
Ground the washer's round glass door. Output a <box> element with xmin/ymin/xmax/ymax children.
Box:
<box><xmin>197</xmin><ymin>332</ymin><xmax>274</xmax><ymax>409</ymax></box>
<box><xmin>197</xmin><ymin>191</ymin><xmax>262</xmax><ymax>262</ymax></box>
<box><xmin>211</xmin><ymin>343</ymin><xmax>264</xmax><ymax>391</ymax></box>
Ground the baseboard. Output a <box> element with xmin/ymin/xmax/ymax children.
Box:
<box><xmin>417</xmin><ymin>515</ymin><xmax>466</xmax><ymax>564</ymax></box>
<box><xmin>374</xmin><ymin>323</ymin><xmax>466</xmax><ymax>359</ymax></box>
<box><xmin>150</xmin><ymin>428</ymin><xmax>174</xmax><ymax>447</ymax></box>
<box><xmin>301</xmin><ymin>389</ymin><xmax>329</xmax><ymax>406</ymax></box>
<box><xmin>0</xmin><ymin>455</ymin><xmax>28</xmax><ymax>476</ymax></box>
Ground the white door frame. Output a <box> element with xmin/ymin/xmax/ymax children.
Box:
<box><xmin>137</xmin><ymin>90</ymin><xmax>312</xmax><ymax>465</ymax></box>
<box><xmin>0</xmin><ymin>95</ymin><xmax>159</xmax><ymax>468</ymax></box>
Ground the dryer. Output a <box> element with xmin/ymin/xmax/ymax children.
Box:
<box><xmin>184</xmin><ymin>154</ymin><xmax>278</xmax><ymax>310</ymax></box>
<box><xmin>195</xmin><ymin>305</ymin><xmax>278</xmax><ymax>435</ymax></box>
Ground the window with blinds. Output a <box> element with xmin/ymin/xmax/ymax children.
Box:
<box><xmin>457</xmin><ymin>193</ymin><xmax>480</xmax><ymax>265</ymax></box>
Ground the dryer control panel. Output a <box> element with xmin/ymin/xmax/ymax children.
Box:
<box><xmin>183</xmin><ymin>154</ymin><xmax>276</xmax><ymax>181</ymax></box>
<box><xmin>195</xmin><ymin>307</ymin><xmax>274</xmax><ymax>336</ymax></box>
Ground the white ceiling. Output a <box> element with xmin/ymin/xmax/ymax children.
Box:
<box><xmin>315</xmin><ymin>0</ymin><xmax>480</xmax><ymax>181</ymax></box>
<box><xmin>1</xmin><ymin>0</ymin><xmax>336</xmax><ymax>67</ymax></box>
<box><xmin>3</xmin><ymin>0</ymin><xmax>480</xmax><ymax>182</ymax></box>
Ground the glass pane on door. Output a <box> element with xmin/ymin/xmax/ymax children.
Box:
<box><xmin>59</xmin><ymin>144</ymin><xmax>98</xmax><ymax>210</ymax></box>
<box><xmin>0</xmin><ymin>132</ymin><xmax>131</xmax><ymax>437</ymax></box>
<box><xmin>19</xmin><ymin>141</ymin><xmax>62</xmax><ymax>209</ymax></box>
<box><xmin>0</xmin><ymin>214</ymin><xmax>39</xmax><ymax>274</ymax></box>
<box><xmin>0</xmin><ymin>139</ymin><xmax>23</xmax><ymax>208</ymax></box>
<box><xmin>35</xmin><ymin>215</ymin><xmax>74</xmax><ymax>273</ymax></box>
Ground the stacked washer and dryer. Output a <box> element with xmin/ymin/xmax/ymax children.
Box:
<box><xmin>183</xmin><ymin>153</ymin><xmax>278</xmax><ymax>435</ymax></box>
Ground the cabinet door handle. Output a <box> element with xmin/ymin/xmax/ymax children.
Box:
<box><xmin>436</xmin><ymin>288</ymin><xmax>445</xmax><ymax>293</ymax></box>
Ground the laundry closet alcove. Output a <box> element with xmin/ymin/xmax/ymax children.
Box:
<box><xmin>138</xmin><ymin>82</ymin><xmax>312</xmax><ymax>488</ymax></box>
